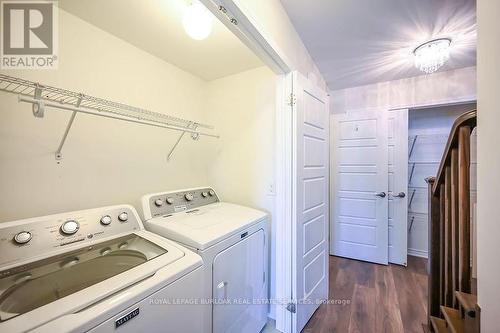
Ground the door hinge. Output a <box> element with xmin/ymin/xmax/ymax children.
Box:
<box><xmin>286</xmin><ymin>302</ymin><xmax>296</xmax><ymax>313</ymax></box>
<box><xmin>288</xmin><ymin>93</ymin><xmax>296</xmax><ymax>106</ymax></box>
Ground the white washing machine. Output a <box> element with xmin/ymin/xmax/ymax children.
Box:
<box><xmin>0</xmin><ymin>205</ymin><xmax>206</xmax><ymax>333</ymax></box>
<box><xmin>142</xmin><ymin>187</ymin><xmax>268</xmax><ymax>333</ymax></box>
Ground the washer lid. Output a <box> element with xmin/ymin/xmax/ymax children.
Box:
<box><xmin>0</xmin><ymin>232</ymin><xmax>181</xmax><ymax>323</ymax></box>
<box><xmin>146</xmin><ymin>203</ymin><xmax>267</xmax><ymax>250</ymax></box>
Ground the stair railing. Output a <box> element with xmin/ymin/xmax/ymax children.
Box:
<box><xmin>425</xmin><ymin>110</ymin><xmax>479</xmax><ymax>333</ymax></box>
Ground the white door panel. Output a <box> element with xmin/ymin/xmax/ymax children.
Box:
<box><xmin>292</xmin><ymin>72</ymin><xmax>329</xmax><ymax>333</ymax></box>
<box><xmin>331</xmin><ymin>111</ymin><xmax>388</xmax><ymax>264</ymax></box>
<box><xmin>388</xmin><ymin>109</ymin><xmax>408</xmax><ymax>265</ymax></box>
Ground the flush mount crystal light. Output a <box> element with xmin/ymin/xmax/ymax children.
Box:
<box><xmin>413</xmin><ymin>38</ymin><xmax>452</xmax><ymax>74</ymax></box>
<box><xmin>183</xmin><ymin>1</ymin><xmax>214</xmax><ymax>40</ymax></box>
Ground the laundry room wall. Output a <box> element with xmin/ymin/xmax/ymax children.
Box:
<box><xmin>0</xmin><ymin>9</ymin><xmax>213</xmax><ymax>222</ymax></box>
<box><xmin>204</xmin><ymin>65</ymin><xmax>278</xmax><ymax>316</ymax></box>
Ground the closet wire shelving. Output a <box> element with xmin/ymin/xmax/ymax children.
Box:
<box><xmin>407</xmin><ymin>133</ymin><xmax>448</xmax><ymax>232</ymax></box>
<box><xmin>0</xmin><ymin>74</ymin><xmax>219</xmax><ymax>162</ymax></box>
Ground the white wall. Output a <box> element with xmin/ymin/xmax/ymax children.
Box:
<box><xmin>205</xmin><ymin>66</ymin><xmax>277</xmax><ymax>317</ymax></box>
<box><xmin>477</xmin><ymin>0</ymin><xmax>500</xmax><ymax>331</ymax></box>
<box><xmin>409</xmin><ymin>104</ymin><xmax>477</xmax><ymax>136</ymax></box>
<box><xmin>330</xmin><ymin>66</ymin><xmax>476</xmax><ymax>113</ymax></box>
<box><xmin>0</xmin><ymin>9</ymin><xmax>213</xmax><ymax>222</ymax></box>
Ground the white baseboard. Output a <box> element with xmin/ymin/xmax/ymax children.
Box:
<box><xmin>408</xmin><ymin>248</ymin><xmax>428</xmax><ymax>258</ymax></box>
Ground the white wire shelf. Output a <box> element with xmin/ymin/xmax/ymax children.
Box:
<box><xmin>0</xmin><ymin>74</ymin><xmax>219</xmax><ymax>162</ymax></box>
<box><xmin>408</xmin><ymin>161</ymin><xmax>441</xmax><ymax>165</ymax></box>
<box><xmin>408</xmin><ymin>133</ymin><xmax>450</xmax><ymax>142</ymax></box>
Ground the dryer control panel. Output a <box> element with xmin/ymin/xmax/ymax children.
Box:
<box><xmin>144</xmin><ymin>187</ymin><xmax>220</xmax><ymax>218</ymax></box>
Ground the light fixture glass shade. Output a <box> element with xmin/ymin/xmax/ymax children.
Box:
<box><xmin>413</xmin><ymin>38</ymin><xmax>451</xmax><ymax>74</ymax></box>
<box><xmin>183</xmin><ymin>1</ymin><xmax>214</xmax><ymax>40</ymax></box>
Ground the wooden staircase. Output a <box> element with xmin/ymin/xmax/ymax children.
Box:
<box><xmin>429</xmin><ymin>291</ymin><xmax>480</xmax><ymax>333</ymax></box>
<box><xmin>425</xmin><ymin>110</ymin><xmax>480</xmax><ymax>333</ymax></box>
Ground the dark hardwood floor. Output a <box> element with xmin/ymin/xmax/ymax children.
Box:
<box><xmin>302</xmin><ymin>255</ymin><xmax>428</xmax><ymax>333</ymax></box>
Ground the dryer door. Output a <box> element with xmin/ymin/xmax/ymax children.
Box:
<box><xmin>212</xmin><ymin>229</ymin><xmax>267</xmax><ymax>333</ymax></box>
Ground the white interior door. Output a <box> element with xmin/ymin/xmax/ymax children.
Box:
<box><xmin>331</xmin><ymin>111</ymin><xmax>389</xmax><ymax>264</ymax></box>
<box><xmin>388</xmin><ymin>109</ymin><xmax>409</xmax><ymax>265</ymax></box>
<box><xmin>291</xmin><ymin>72</ymin><xmax>329</xmax><ymax>333</ymax></box>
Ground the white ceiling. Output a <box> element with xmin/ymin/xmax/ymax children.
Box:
<box><xmin>280</xmin><ymin>0</ymin><xmax>477</xmax><ymax>90</ymax></box>
<box><xmin>59</xmin><ymin>0</ymin><xmax>263</xmax><ymax>81</ymax></box>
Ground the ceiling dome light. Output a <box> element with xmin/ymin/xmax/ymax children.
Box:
<box><xmin>182</xmin><ymin>1</ymin><xmax>213</xmax><ymax>40</ymax></box>
<box><xmin>413</xmin><ymin>38</ymin><xmax>452</xmax><ymax>74</ymax></box>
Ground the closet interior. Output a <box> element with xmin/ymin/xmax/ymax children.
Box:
<box><xmin>407</xmin><ymin>103</ymin><xmax>477</xmax><ymax>259</ymax></box>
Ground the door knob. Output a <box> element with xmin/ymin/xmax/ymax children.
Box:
<box><xmin>392</xmin><ymin>192</ymin><xmax>406</xmax><ymax>198</ymax></box>
<box><xmin>374</xmin><ymin>192</ymin><xmax>386</xmax><ymax>198</ymax></box>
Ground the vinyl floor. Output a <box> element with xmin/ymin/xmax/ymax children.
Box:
<box><xmin>302</xmin><ymin>255</ymin><xmax>428</xmax><ymax>333</ymax></box>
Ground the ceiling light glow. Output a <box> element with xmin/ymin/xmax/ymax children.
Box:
<box><xmin>182</xmin><ymin>1</ymin><xmax>213</xmax><ymax>40</ymax></box>
<box><xmin>413</xmin><ymin>38</ymin><xmax>452</xmax><ymax>74</ymax></box>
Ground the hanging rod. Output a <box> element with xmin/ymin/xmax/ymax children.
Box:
<box><xmin>0</xmin><ymin>74</ymin><xmax>219</xmax><ymax>162</ymax></box>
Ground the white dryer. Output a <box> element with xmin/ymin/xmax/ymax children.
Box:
<box><xmin>0</xmin><ymin>205</ymin><xmax>206</xmax><ymax>333</ymax></box>
<box><xmin>142</xmin><ymin>187</ymin><xmax>268</xmax><ymax>333</ymax></box>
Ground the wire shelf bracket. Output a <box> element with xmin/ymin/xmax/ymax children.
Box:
<box><xmin>0</xmin><ymin>74</ymin><xmax>219</xmax><ymax>163</ymax></box>
<box><xmin>408</xmin><ymin>163</ymin><xmax>416</xmax><ymax>184</ymax></box>
<box><xmin>408</xmin><ymin>135</ymin><xmax>418</xmax><ymax>160</ymax></box>
<box><xmin>166</xmin><ymin>122</ymin><xmax>201</xmax><ymax>162</ymax></box>
<box><xmin>54</xmin><ymin>94</ymin><xmax>82</xmax><ymax>161</ymax></box>
<box><xmin>408</xmin><ymin>216</ymin><xmax>415</xmax><ymax>232</ymax></box>
<box><xmin>408</xmin><ymin>188</ymin><xmax>417</xmax><ymax>209</ymax></box>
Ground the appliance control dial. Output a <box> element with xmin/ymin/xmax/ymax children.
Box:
<box><xmin>61</xmin><ymin>220</ymin><xmax>80</xmax><ymax>235</ymax></box>
<box><xmin>201</xmin><ymin>192</ymin><xmax>208</xmax><ymax>198</ymax></box>
<box><xmin>185</xmin><ymin>193</ymin><xmax>194</xmax><ymax>201</ymax></box>
<box><xmin>209</xmin><ymin>190</ymin><xmax>215</xmax><ymax>196</ymax></box>
<box><xmin>154</xmin><ymin>199</ymin><xmax>164</xmax><ymax>207</ymax></box>
<box><xmin>118</xmin><ymin>212</ymin><xmax>128</xmax><ymax>222</ymax></box>
<box><xmin>14</xmin><ymin>231</ymin><xmax>32</xmax><ymax>244</ymax></box>
<box><xmin>100</xmin><ymin>215</ymin><xmax>112</xmax><ymax>226</ymax></box>
<box><xmin>166</xmin><ymin>197</ymin><xmax>174</xmax><ymax>205</ymax></box>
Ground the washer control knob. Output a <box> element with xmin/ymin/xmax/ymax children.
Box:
<box><xmin>209</xmin><ymin>190</ymin><xmax>215</xmax><ymax>196</ymax></box>
<box><xmin>100</xmin><ymin>247</ymin><xmax>112</xmax><ymax>256</ymax></box>
<box><xmin>118</xmin><ymin>212</ymin><xmax>128</xmax><ymax>222</ymax></box>
<box><xmin>14</xmin><ymin>231</ymin><xmax>32</xmax><ymax>244</ymax></box>
<box><xmin>166</xmin><ymin>197</ymin><xmax>174</xmax><ymax>205</ymax></box>
<box><xmin>201</xmin><ymin>192</ymin><xmax>208</xmax><ymax>198</ymax></box>
<box><xmin>154</xmin><ymin>199</ymin><xmax>164</xmax><ymax>207</ymax></box>
<box><xmin>185</xmin><ymin>193</ymin><xmax>194</xmax><ymax>201</ymax></box>
<box><xmin>61</xmin><ymin>220</ymin><xmax>79</xmax><ymax>235</ymax></box>
<box><xmin>100</xmin><ymin>215</ymin><xmax>112</xmax><ymax>226</ymax></box>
